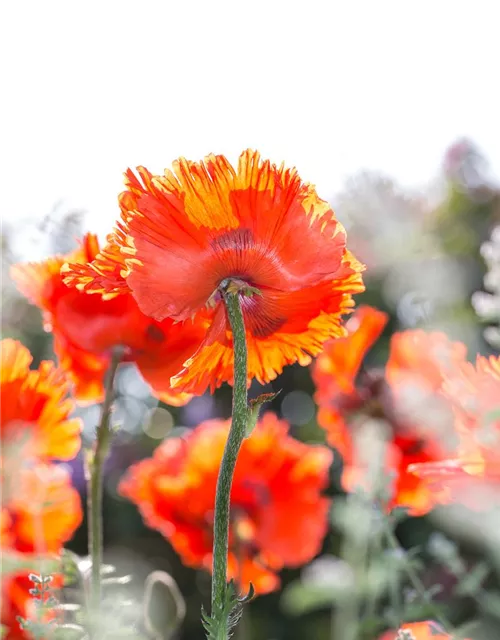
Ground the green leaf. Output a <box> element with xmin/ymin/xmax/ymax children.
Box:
<box><xmin>246</xmin><ymin>391</ymin><xmax>280</xmax><ymax>436</ymax></box>
<box><xmin>60</xmin><ymin>550</ymin><xmax>83</xmax><ymax>587</ymax></box>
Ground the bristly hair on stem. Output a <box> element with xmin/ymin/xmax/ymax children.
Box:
<box><xmin>203</xmin><ymin>582</ymin><xmax>254</xmax><ymax>640</ymax></box>
<box><xmin>209</xmin><ymin>282</ymin><xmax>254</xmax><ymax>639</ymax></box>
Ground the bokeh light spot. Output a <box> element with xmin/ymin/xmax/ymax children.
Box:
<box><xmin>281</xmin><ymin>390</ymin><xmax>315</xmax><ymax>426</ymax></box>
<box><xmin>143</xmin><ymin>407</ymin><xmax>174</xmax><ymax>439</ymax></box>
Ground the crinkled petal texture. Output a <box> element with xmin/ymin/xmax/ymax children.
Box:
<box><xmin>64</xmin><ymin>150</ymin><xmax>364</xmax><ymax>395</ymax></box>
<box><xmin>378</xmin><ymin>620</ymin><xmax>468</xmax><ymax>640</ymax></box>
<box><xmin>11</xmin><ymin>234</ymin><xmax>207</xmax><ymax>406</ymax></box>
<box><xmin>0</xmin><ymin>339</ymin><xmax>81</xmax><ymax>462</ymax></box>
<box><xmin>119</xmin><ymin>413</ymin><xmax>332</xmax><ymax>594</ymax></box>
<box><xmin>1</xmin><ymin>464</ymin><xmax>82</xmax><ymax>639</ymax></box>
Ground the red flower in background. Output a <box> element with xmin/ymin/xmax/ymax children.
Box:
<box><xmin>11</xmin><ymin>234</ymin><xmax>208</xmax><ymax>406</ymax></box>
<box><xmin>62</xmin><ymin>150</ymin><xmax>364</xmax><ymax>396</ymax></box>
<box><xmin>119</xmin><ymin>413</ymin><xmax>332</xmax><ymax>594</ymax></box>
<box><xmin>409</xmin><ymin>355</ymin><xmax>500</xmax><ymax>510</ymax></box>
<box><xmin>1</xmin><ymin>339</ymin><xmax>81</xmax><ymax>463</ymax></box>
<box><xmin>1</xmin><ymin>465</ymin><xmax>82</xmax><ymax>639</ymax></box>
<box><xmin>378</xmin><ymin>620</ymin><xmax>470</xmax><ymax>639</ymax></box>
<box><xmin>312</xmin><ymin>307</ymin><xmax>465</xmax><ymax>515</ymax></box>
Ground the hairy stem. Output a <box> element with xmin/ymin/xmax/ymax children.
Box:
<box><xmin>211</xmin><ymin>290</ymin><xmax>248</xmax><ymax>619</ymax></box>
<box><xmin>87</xmin><ymin>350</ymin><xmax>121</xmax><ymax>623</ymax></box>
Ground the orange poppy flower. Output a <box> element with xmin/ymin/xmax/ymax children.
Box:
<box><xmin>385</xmin><ymin>330</ymin><xmax>469</xmax><ymax>451</ymax></box>
<box><xmin>312</xmin><ymin>309</ymin><xmax>465</xmax><ymax>514</ymax></box>
<box><xmin>11</xmin><ymin>234</ymin><xmax>208</xmax><ymax>406</ymax></box>
<box><xmin>385</xmin><ymin>331</ymin><xmax>468</xmax><ymax>392</ymax></box>
<box><xmin>62</xmin><ymin>150</ymin><xmax>364</xmax><ymax>396</ymax></box>
<box><xmin>3</xmin><ymin>464</ymin><xmax>82</xmax><ymax>553</ymax></box>
<box><xmin>1</xmin><ymin>464</ymin><xmax>82</xmax><ymax>639</ymax></box>
<box><xmin>378</xmin><ymin>620</ymin><xmax>470</xmax><ymax>639</ymax></box>
<box><xmin>314</xmin><ymin>305</ymin><xmax>389</xmax><ymax>401</ymax></box>
<box><xmin>409</xmin><ymin>355</ymin><xmax>500</xmax><ymax>510</ymax></box>
<box><xmin>119</xmin><ymin>412</ymin><xmax>332</xmax><ymax>594</ymax></box>
<box><xmin>1</xmin><ymin>339</ymin><xmax>81</xmax><ymax>463</ymax></box>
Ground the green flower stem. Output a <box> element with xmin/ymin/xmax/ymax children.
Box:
<box><xmin>211</xmin><ymin>290</ymin><xmax>248</xmax><ymax>618</ymax></box>
<box><xmin>87</xmin><ymin>349</ymin><xmax>122</xmax><ymax>621</ymax></box>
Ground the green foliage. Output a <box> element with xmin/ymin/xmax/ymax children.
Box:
<box><xmin>202</xmin><ymin>581</ymin><xmax>254</xmax><ymax>640</ymax></box>
<box><xmin>17</xmin><ymin>573</ymin><xmax>59</xmax><ymax>640</ymax></box>
<box><xmin>246</xmin><ymin>391</ymin><xmax>281</xmax><ymax>436</ymax></box>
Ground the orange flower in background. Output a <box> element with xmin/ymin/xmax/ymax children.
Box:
<box><xmin>1</xmin><ymin>464</ymin><xmax>82</xmax><ymax>639</ymax></box>
<box><xmin>119</xmin><ymin>413</ymin><xmax>332</xmax><ymax>594</ymax></box>
<box><xmin>3</xmin><ymin>464</ymin><xmax>82</xmax><ymax>553</ymax></box>
<box><xmin>386</xmin><ymin>330</ymin><xmax>468</xmax><ymax>393</ymax></box>
<box><xmin>11</xmin><ymin>234</ymin><xmax>208</xmax><ymax>406</ymax></box>
<box><xmin>409</xmin><ymin>355</ymin><xmax>500</xmax><ymax>510</ymax></box>
<box><xmin>378</xmin><ymin>620</ymin><xmax>470</xmax><ymax>639</ymax></box>
<box><xmin>314</xmin><ymin>305</ymin><xmax>389</xmax><ymax>402</ymax></box>
<box><xmin>312</xmin><ymin>308</ymin><xmax>466</xmax><ymax>515</ymax></box>
<box><xmin>0</xmin><ymin>339</ymin><xmax>81</xmax><ymax>463</ymax></box>
<box><xmin>442</xmin><ymin>355</ymin><xmax>500</xmax><ymax>436</ymax></box>
<box><xmin>63</xmin><ymin>150</ymin><xmax>365</xmax><ymax>396</ymax></box>
<box><xmin>386</xmin><ymin>331</ymin><xmax>468</xmax><ymax>443</ymax></box>
<box><xmin>312</xmin><ymin>305</ymin><xmax>388</xmax><ymax>458</ymax></box>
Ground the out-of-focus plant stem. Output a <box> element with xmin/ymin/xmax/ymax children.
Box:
<box><xmin>86</xmin><ymin>349</ymin><xmax>121</xmax><ymax>624</ymax></box>
<box><xmin>385</xmin><ymin>526</ymin><xmax>450</xmax><ymax>629</ymax></box>
<box><xmin>331</xmin><ymin>492</ymin><xmax>370</xmax><ymax>640</ymax></box>
<box><xmin>365</xmin><ymin>523</ymin><xmax>384</xmax><ymax>621</ymax></box>
<box><xmin>211</xmin><ymin>288</ymin><xmax>248</xmax><ymax>624</ymax></box>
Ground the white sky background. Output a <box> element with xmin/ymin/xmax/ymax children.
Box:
<box><xmin>2</xmin><ymin>0</ymin><xmax>499</xmax><ymax>243</ymax></box>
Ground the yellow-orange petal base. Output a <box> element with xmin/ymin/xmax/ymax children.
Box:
<box><xmin>63</xmin><ymin>150</ymin><xmax>365</xmax><ymax>396</ymax></box>
<box><xmin>119</xmin><ymin>413</ymin><xmax>332</xmax><ymax>594</ymax></box>
<box><xmin>11</xmin><ymin>234</ymin><xmax>208</xmax><ymax>406</ymax></box>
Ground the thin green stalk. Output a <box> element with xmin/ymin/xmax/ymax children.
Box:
<box><xmin>388</xmin><ymin>544</ymin><xmax>402</xmax><ymax>625</ymax></box>
<box><xmin>365</xmin><ymin>525</ymin><xmax>384</xmax><ymax>621</ymax></box>
<box><xmin>211</xmin><ymin>289</ymin><xmax>248</xmax><ymax>617</ymax></box>
<box><xmin>331</xmin><ymin>493</ymin><xmax>371</xmax><ymax>640</ymax></box>
<box><xmin>87</xmin><ymin>349</ymin><xmax>122</xmax><ymax>622</ymax></box>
